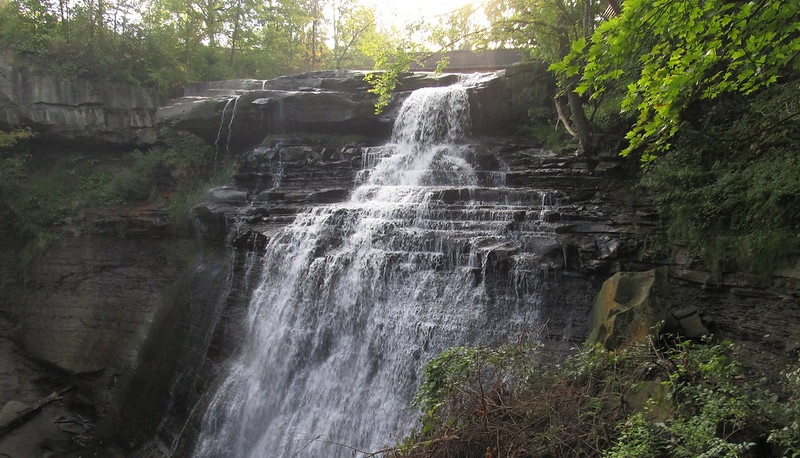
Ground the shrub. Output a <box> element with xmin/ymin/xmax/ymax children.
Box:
<box><xmin>639</xmin><ymin>78</ymin><xmax>800</xmax><ymax>274</ymax></box>
<box><xmin>0</xmin><ymin>129</ymin><xmax>220</xmax><ymax>249</ymax></box>
<box><xmin>390</xmin><ymin>338</ymin><xmax>797</xmax><ymax>458</ymax></box>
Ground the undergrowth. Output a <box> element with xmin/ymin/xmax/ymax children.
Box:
<box><xmin>0</xmin><ymin>129</ymin><xmax>227</xmax><ymax>254</ymax></box>
<box><xmin>388</xmin><ymin>338</ymin><xmax>800</xmax><ymax>458</ymax></box>
<box><xmin>639</xmin><ymin>78</ymin><xmax>800</xmax><ymax>274</ymax></box>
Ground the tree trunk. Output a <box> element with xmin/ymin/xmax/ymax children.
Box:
<box><xmin>607</xmin><ymin>0</ymin><xmax>622</xmax><ymax>16</ymax></box>
<box><xmin>229</xmin><ymin>0</ymin><xmax>241</xmax><ymax>66</ymax></box>
<box><xmin>567</xmin><ymin>90</ymin><xmax>595</xmax><ymax>154</ymax></box>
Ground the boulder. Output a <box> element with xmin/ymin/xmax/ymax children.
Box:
<box><xmin>588</xmin><ymin>268</ymin><xmax>670</xmax><ymax>348</ymax></box>
<box><xmin>663</xmin><ymin>306</ymin><xmax>709</xmax><ymax>339</ymax></box>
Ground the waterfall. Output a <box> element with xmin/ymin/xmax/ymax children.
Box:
<box><xmin>215</xmin><ymin>95</ymin><xmax>240</xmax><ymax>164</ymax></box>
<box><xmin>193</xmin><ymin>80</ymin><xmax>550</xmax><ymax>457</ymax></box>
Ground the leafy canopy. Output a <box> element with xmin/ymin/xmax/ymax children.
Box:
<box><xmin>552</xmin><ymin>0</ymin><xmax>800</xmax><ymax>162</ymax></box>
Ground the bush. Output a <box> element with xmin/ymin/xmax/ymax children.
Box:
<box><xmin>390</xmin><ymin>339</ymin><xmax>797</xmax><ymax>458</ymax></box>
<box><xmin>639</xmin><ymin>78</ymin><xmax>800</xmax><ymax>274</ymax></box>
<box><xmin>0</xmin><ymin>129</ymin><xmax>219</xmax><ymax>247</ymax></box>
<box><xmin>767</xmin><ymin>358</ymin><xmax>800</xmax><ymax>457</ymax></box>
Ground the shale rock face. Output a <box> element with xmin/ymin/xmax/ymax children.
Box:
<box><xmin>0</xmin><ymin>208</ymin><xmax>230</xmax><ymax>454</ymax></box>
<box><xmin>0</xmin><ymin>50</ymin><xmax>162</xmax><ymax>145</ymax></box>
<box><xmin>156</xmin><ymin>65</ymin><xmax>553</xmax><ymax>153</ymax></box>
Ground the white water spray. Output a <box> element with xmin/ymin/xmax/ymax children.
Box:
<box><xmin>193</xmin><ymin>80</ymin><xmax>546</xmax><ymax>458</ymax></box>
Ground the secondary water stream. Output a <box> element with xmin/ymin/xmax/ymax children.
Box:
<box><xmin>192</xmin><ymin>78</ymin><xmax>556</xmax><ymax>457</ymax></box>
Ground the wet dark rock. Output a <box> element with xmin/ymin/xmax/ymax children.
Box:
<box><xmin>307</xmin><ymin>188</ymin><xmax>350</xmax><ymax>203</ymax></box>
<box><xmin>156</xmin><ymin>66</ymin><xmax>555</xmax><ymax>154</ymax></box>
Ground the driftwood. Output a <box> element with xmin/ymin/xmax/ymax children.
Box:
<box><xmin>0</xmin><ymin>385</ymin><xmax>76</xmax><ymax>436</ymax></box>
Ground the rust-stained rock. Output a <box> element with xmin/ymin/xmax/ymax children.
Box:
<box><xmin>588</xmin><ymin>268</ymin><xmax>670</xmax><ymax>348</ymax></box>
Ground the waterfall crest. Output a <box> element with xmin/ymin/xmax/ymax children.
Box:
<box><xmin>193</xmin><ymin>80</ymin><xmax>547</xmax><ymax>458</ymax></box>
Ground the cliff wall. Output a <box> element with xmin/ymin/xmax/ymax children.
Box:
<box><xmin>0</xmin><ymin>62</ymin><xmax>796</xmax><ymax>457</ymax></box>
<box><xmin>0</xmin><ymin>49</ymin><xmax>162</xmax><ymax>146</ymax></box>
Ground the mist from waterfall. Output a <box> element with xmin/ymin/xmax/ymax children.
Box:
<box><xmin>192</xmin><ymin>79</ymin><xmax>546</xmax><ymax>458</ymax></box>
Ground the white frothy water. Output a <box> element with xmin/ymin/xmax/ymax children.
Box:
<box><xmin>215</xmin><ymin>96</ymin><xmax>240</xmax><ymax>165</ymax></box>
<box><xmin>193</xmin><ymin>81</ymin><xmax>545</xmax><ymax>457</ymax></box>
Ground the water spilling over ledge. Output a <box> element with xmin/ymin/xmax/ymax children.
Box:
<box><xmin>2</xmin><ymin>57</ymin><xmax>798</xmax><ymax>458</ymax></box>
<box><xmin>190</xmin><ymin>79</ymin><xmax>573</xmax><ymax>457</ymax></box>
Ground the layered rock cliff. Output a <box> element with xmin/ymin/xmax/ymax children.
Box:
<box><xmin>0</xmin><ymin>60</ymin><xmax>797</xmax><ymax>458</ymax></box>
<box><xmin>1</xmin><ymin>64</ymin><xmax>559</xmax><ymax>456</ymax></box>
<box><xmin>0</xmin><ymin>49</ymin><xmax>162</xmax><ymax>146</ymax></box>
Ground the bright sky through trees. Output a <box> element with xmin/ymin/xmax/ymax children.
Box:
<box><xmin>362</xmin><ymin>0</ymin><xmax>479</xmax><ymax>29</ymax></box>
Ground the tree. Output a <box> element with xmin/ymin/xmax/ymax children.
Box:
<box><xmin>553</xmin><ymin>0</ymin><xmax>800</xmax><ymax>162</ymax></box>
<box><xmin>304</xmin><ymin>0</ymin><xmax>326</xmax><ymax>69</ymax></box>
<box><xmin>330</xmin><ymin>0</ymin><xmax>376</xmax><ymax>69</ymax></box>
<box><xmin>486</xmin><ymin>0</ymin><xmax>609</xmax><ymax>154</ymax></box>
<box><xmin>363</xmin><ymin>6</ymin><xmax>490</xmax><ymax>114</ymax></box>
<box><xmin>362</xmin><ymin>21</ymin><xmax>435</xmax><ymax>114</ymax></box>
<box><xmin>429</xmin><ymin>3</ymin><xmax>486</xmax><ymax>52</ymax></box>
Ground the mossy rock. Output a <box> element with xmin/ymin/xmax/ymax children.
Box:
<box><xmin>588</xmin><ymin>268</ymin><xmax>669</xmax><ymax>348</ymax></box>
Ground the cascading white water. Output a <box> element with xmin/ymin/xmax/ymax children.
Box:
<box><xmin>193</xmin><ymin>80</ymin><xmax>546</xmax><ymax>457</ymax></box>
<box><xmin>215</xmin><ymin>95</ymin><xmax>241</xmax><ymax>164</ymax></box>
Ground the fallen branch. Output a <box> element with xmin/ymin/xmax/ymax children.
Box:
<box><xmin>0</xmin><ymin>385</ymin><xmax>76</xmax><ymax>436</ymax></box>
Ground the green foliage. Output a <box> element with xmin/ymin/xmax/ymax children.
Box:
<box><xmin>363</xmin><ymin>24</ymin><xmax>429</xmax><ymax>114</ymax></box>
<box><xmin>0</xmin><ymin>129</ymin><xmax>218</xmax><ymax>250</ymax></box>
<box><xmin>363</xmin><ymin>4</ymin><xmax>492</xmax><ymax>114</ymax></box>
<box><xmin>399</xmin><ymin>340</ymin><xmax>625</xmax><ymax>457</ymax></box>
<box><xmin>163</xmin><ymin>159</ymin><xmax>235</xmax><ymax>229</ymax></box>
<box><xmin>639</xmin><ymin>79</ymin><xmax>800</xmax><ymax>273</ymax></box>
<box><xmin>641</xmin><ymin>148</ymin><xmax>800</xmax><ymax>273</ymax></box>
<box><xmin>607</xmin><ymin>340</ymin><xmax>771</xmax><ymax>458</ymax></box>
<box><xmin>0</xmin><ymin>129</ymin><xmax>34</xmax><ymax>196</ymax></box>
<box><xmin>0</xmin><ymin>128</ymin><xmax>34</xmax><ymax>150</ymax></box>
<box><xmin>412</xmin><ymin>347</ymin><xmax>474</xmax><ymax>433</ymax></box>
<box><xmin>330</xmin><ymin>0</ymin><xmax>378</xmax><ymax>70</ymax></box>
<box><xmin>485</xmin><ymin>0</ymin><xmax>606</xmax><ymax>62</ymax></box>
<box><xmin>768</xmin><ymin>358</ymin><xmax>800</xmax><ymax>457</ymax></box>
<box><xmin>554</xmin><ymin>0</ymin><xmax>800</xmax><ymax>161</ymax></box>
<box><xmin>396</xmin><ymin>339</ymin><xmax>798</xmax><ymax>458</ymax></box>
<box><xmin>0</xmin><ymin>0</ymin><xmax>397</xmax><ymax>92</ymax></box>
<box><xmin>604</xmin><ymin>412</ymin><xmax>666</xmax><ymax>458</ymax></box>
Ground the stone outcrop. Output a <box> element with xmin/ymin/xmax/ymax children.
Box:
<box><xmin>0</xmin><ymin>49</ymin><xmax>162</xmax><ymax>145</ymax></box>
<box><xmin>588</xmin><ymin>268</ymin><xmax>670</xmax><ymax>347</ymax></box>
<box><xmin>156</xmin><ymin>65</ymin><xmax>554</xmax><ymax>154</ymax></box>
